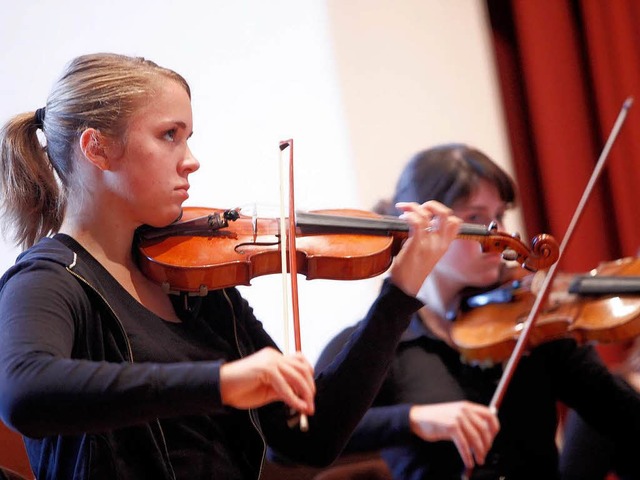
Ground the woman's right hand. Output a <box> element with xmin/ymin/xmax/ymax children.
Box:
<box><xmin>219</xmin><ymin>347</ymin><xmax>315</xmax><ymax>415</ymax></box>
<box><xmin>409</xmin><ymin>401</ymin><xmax>499</xmax><ymax>470</ymax></box>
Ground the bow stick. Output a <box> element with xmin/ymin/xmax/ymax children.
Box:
<box><xmin>464</xmin><ymin>97</ymin><xmax>633</xmax><ymax>480</ymax></box>
<box><xmin>279</xmin><ymin>138</ymin><xmax>309</xmax><ymax>431</ymax></box>
<box><xmin>488</xmin><ymin>96</ymin><xmax>633</xmax><ymax>413</ymax></box>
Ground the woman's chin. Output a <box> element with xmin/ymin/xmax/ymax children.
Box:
<box><xmin>145</xmin><ymin>209</ymin><xmax>184</xmax><ymax>228</ymax></box>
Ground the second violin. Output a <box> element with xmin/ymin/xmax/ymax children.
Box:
<box><xmin>452</xmin><ymin>257</ymin><xmax>640</xmax><ymax>365</ymax></box>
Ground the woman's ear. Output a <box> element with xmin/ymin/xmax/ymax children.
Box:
<box><xmin>79</xmin><ymin>128</ymin><xmax>110</xmax><ymax>171</ymax></box>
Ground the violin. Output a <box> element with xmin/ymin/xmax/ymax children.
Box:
<box><xmin>451</xmin><ymin>257</ymin><xmax>640</xmax><ymax>366</ymax></box>
<box><xmin>136</xmin><ymin>206</ymin><xmax>560</xmax><ymax>295</ymax></box>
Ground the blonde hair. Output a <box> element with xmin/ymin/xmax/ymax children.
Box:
<box><xmin>0</xmin><ymin>53</ymin><xmax>191</xmax><ymax>249</ymax></box>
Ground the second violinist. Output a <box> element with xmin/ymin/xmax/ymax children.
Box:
<box><xmin>315</xmin><ymin>144</ymin><xmax>640</xmax><ymax>479</ymax></box>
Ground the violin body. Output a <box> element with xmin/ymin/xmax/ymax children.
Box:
<box><xmin>452</xmin><ymin>257</ymin><xmax>640</xmax><ymax>365</ymax></box>
<box><xmin>137</xmin><ymin>207</ymin><xmax>399</xmax><ymax>294</ymax></box>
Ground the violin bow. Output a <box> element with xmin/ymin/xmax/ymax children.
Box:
<box><xmin>464</xmin><ymin>97</ymin><xmax>633</xmax><ymax>480</ymax></box>
<box><xmin>279</xmin><ymin>139</ymin><xmax>309</xmax><ymax>431</ymax></box>
<box><xmin>489</xmin><ymin>97</ymin><xmax>634</xmax><ymax>413</ymax></box>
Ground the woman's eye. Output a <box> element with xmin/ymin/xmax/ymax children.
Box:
<box><xmin>163</xmin><ymin>129</ymin><xmax>177</xmax><ymax>142</ymax></box>
<box><xmin>466</xmin><ymin>213</ymin><xmax>505</xmax><ymax>226</ymax></box>
<box><xmin>467</xmin><ymin>215</ymin><xmax>494</xmax><ymax>226</ymax></box>
<box><xmin>466</xmin><ymin>214</ymin><xmax>485</xmax><ymax>224</ymax></box>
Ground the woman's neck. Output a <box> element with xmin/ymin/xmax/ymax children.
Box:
<box><xmin>60</xmin><ymin>214</ymin><xmax>137</xmax><ymax>269</ymax></box>
<box><xmin>59</xmin><ymin>209</ymin><xmax>181</xmax><ymax>323</ymax></box>
<box><xmin>418</xmin><ymin>273</ymin><xmax>463</xmax><ymax>318</ymax></box>
<box><xmin>417</xmin><ymin>272</ymin><xmax>465</xmax><ymax>345</ymax></box>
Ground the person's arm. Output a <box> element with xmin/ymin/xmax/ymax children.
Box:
<box><xmin>554</xmin><ymin>341</ymin><xmax>640</xmax><ymax>436</ymax></box>
<box><xmin>313</xmin><ymin>322</ymin><xmax>415</xmax><ymax>452</ymax></box>
<box><xmin>559</xmin><ymin>408</ymin><xmax>615</xmax><ymax>480</ymax></box>
<box><xmin>553</xmin><ymin>341</ymin><xmax>640</xmax><ymax>475</ymax></box>
<box><xmin>345</xmin><ymin>403</ymin><xmax>414</xmax><ymax>451</ymax></box>
<box><xmin>259</xmin><ymin>280</ymin><xmax>423</xmax><ymax>466</ymax></box>
<box><xmin>0</xmin><ymin>264</ymin><xmax>224</xmax><ymax>437</ymax></box>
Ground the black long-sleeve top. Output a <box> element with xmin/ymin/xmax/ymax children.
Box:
<box><xmin>0</xmin><ymin>235</ymin><xmax>422</xmax><ymax>480</ymax></box>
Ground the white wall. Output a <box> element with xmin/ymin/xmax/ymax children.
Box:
<box><xmin>0</xmin><ymin>0</ymin><xmax>519</xmax><ymax>364</ymax></box>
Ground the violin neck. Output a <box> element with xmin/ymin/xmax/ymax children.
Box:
<box><xmin>296</xmin><ymin>212</ymin><xmax>407</xmax><ymax>235</ymax></box>
<box><xmin>569</xmin><ymin>275</ymin><xmax>640</xmax><ymax>295</ymax></box>
<box><xmin>295</xmin><ymin>211</ymin><xmax>487</xmax><ymax>237</ymax></box>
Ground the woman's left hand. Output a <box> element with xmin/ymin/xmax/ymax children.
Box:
<box><xmin>390</xmin><ymin>201</ymin><xmax>461</xmax><ymax>297</ymax></box>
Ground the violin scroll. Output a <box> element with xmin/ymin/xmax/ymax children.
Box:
<box><xmin>459</xmin><ymin>224</ymin><xmax>559</xmax><ymax>272</ymax></box>
<box><xmin>528</xmin><ymin>233</ymin><xmax>561</xmax><ymax>271</ymax></box>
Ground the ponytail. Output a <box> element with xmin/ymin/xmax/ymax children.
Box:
<box><xmin>0</xmin><ymin>111</ymin><xmax>63</xmax><ymax>249</ymax></box>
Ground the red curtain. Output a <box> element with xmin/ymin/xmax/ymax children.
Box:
<box><xmin>486</xmin><ymin>0</ymin><xmax>640</xmax><ymax>365</ymax></box>
<box><xmin>487</xmin><ymin>0</ymin><xmax>640</xmax><ymax>272</ymax></box>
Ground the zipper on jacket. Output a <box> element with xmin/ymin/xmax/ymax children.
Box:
<box><xmin>66</xmin><ymin>262</ymin><xmax>177</xmax><ymax>480</ymax></box>
<box><xmin>222</xmin><ymin>288</ymin><xmax>267</xmax><ymax>480</ymax></box>
<box><xmin>66</xmin><ymin>264</ymin><xmax>134</xmax><ymax>363</ymax></box>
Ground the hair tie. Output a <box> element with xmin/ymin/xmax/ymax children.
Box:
<box><xmin>34</xmin><ymin>107</ymin><xmax>46</xmax><ymax>129</ymax></box>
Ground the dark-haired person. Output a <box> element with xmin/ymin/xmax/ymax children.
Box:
<box><xmin>316</xmin><ymin>144</ymin><xmax>640</xmax><ymax>479</ymax></box>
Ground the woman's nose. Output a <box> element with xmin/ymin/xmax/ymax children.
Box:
<box><xmin>182</xmin><ymin>145</ymin><xmax>200</xmax><ymax>174</ymax></box>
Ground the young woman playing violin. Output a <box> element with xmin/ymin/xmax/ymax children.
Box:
<box><xmin>0</xmin><ymin>53</ymin><xmax>462</xmax><ymax>480</ymax></box>
<box><xmin>315</xmin><ymin>144</ymin><xmax>640</xmax><ymax>479</ymax></box>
